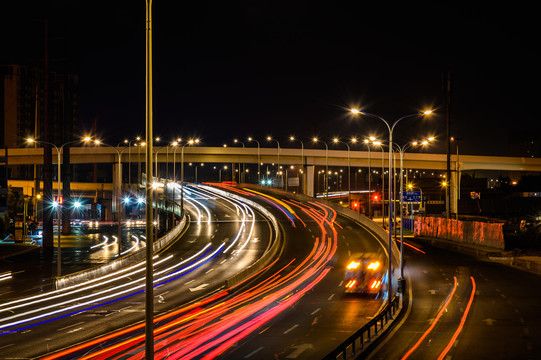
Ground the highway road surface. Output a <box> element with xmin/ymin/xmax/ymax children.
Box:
<box><xmin>0</xmin><ymin>185</ymin><xmax>273</xmax><ymax>359</ymax></box>
<box><xmin>367</xmin><ymin>238</ymin><xmax>541</xmax><ymax>360</ymax></box>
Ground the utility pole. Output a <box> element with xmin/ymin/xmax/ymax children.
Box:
<box><xmin>444</xmin><ymin>71</ymin><xmax>452</xmax><ymax>219</ymax></box>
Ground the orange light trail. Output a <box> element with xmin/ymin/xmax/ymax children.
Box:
<box><xmin>401</xmin><ymin>276</ymin><xmax>458</xmax><ymax>360</ymax></box>
<box><xmin>48</xmin><ymin>198</ymin><xmax>339</xmax><ymax>359</ymax></box>
<box><xmin>437</xmin><ymin>276</ymin><xmax>476</xmax><ymax>360</ymax></box>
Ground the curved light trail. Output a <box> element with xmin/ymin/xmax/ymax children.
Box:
<box><xmin>46</xmin><ymin>191</ymin><xmax>339</xmax><ymax>359</ymax></box>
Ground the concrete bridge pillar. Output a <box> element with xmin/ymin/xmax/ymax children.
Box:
<box><xmin>112</xmin><ymin>162</ymin><xmax>122</xmax><ymax>220</ymax></box>
<box><xmin>304</xmin><ymin>165</ymin><xmax>315</xmax><ymax>197</ymax></box>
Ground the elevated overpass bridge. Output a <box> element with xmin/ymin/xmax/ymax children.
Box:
<box><xmin>4</xmin><ymin>146</ymin><xmax>541</xmax><ymax>200</ymax></box>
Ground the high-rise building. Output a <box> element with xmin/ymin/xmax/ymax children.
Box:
<box><xmin>1</xmin><ymin>64</ymin><xmax>79</xmax><ymax>147</ymax></box>
<box><xmin>0</xmin><ymin>64</ymin><xmax>79</xmax><ymax>176</ymax></box>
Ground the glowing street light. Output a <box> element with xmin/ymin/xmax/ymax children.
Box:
<box><xmin>312</xmin><ymin>137</ymin><xmax>328</xmax><ymax>199</ymax></box>
<box><xmin>247</xmin><ymin>137</ymin><xmax>261</xmax><ymax>185</ymax></box>
<box><xmin>350</xmin><ymin>107</ymin><xmax>434</xmax><ymax>312</ymax></box>
<box><xmin>26</xmin><ymin>136</ymin><xmax>92</xmax><ymax>276</ymax></box>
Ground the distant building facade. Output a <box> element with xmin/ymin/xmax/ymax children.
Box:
<box><xmin>0</xmin><ymin>64</ymin><xmax>79</xmax><ymax>178</ymax></box>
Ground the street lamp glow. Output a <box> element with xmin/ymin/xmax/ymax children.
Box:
<box><xmin>74</xmin><ymin>201</ymin><xmax>81</xmax><ymax>209</ymax></box>
<box><xmin>350</xmin><ymin>108</ymin><xmax>361</xmax><ymax>114</ymax></box>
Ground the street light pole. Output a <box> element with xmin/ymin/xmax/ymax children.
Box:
<box><xmin>144</xmin><ymin>0</ymin><xmax>154</xmax><ymax>357</ymax></box>
<box><xmin>266</xmin><ymin>137</ymin><xmax>280</xmax><ymax>188</ymax></box>
<box><xmin>333</xmin><ymin>138</ymin><xmax>351</xmax><ymax>205</ymax></box>
<box><xmin>247</xmin><ymin>137</ymin><xmax>260</xmax><ymax>185</ymax></box>
<box><xmin>312</xmin><ymin>138</ymin><xmax>328</xmax><ymax>200</ymax></box>
<box><xmin>350</xmin><ymin>108</ymin><xmax>433</xmax><ymax>314</ymax></box>
<box><xmin>180</xmin><ymin>139</ymin><xmax>199</xmax><ymax>216</ymax></box>
<box><xmin>27</xmin><ymin>137</ymin><xmax>90</xmax><ymax>276</ymax></box>
<box><xmin>289</xmin><ymin>136</ymin><xmax>304</xmax><ymax>194</ymax></box>
<box><xmin>93</xmin><ymin>141</ymin><xmax>127</xmax><ymax>254</ymax></box>
<box><xmin>233</xmin><ymin>139</ymin><xmax>245</xmax><ymax>183</ymax></box>
<box><xmin>363</xmin><ymin>139</ymin><xmax>372</xmax><ymax>218</ymax></box>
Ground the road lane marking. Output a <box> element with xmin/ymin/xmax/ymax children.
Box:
<box><xmin>311</xmin><ymin>308</ymin><xmax>321</xmax><ymax>315</ymax></box>
<box><xmin>338</xmin><ymin>281</ymin><xmax>343</xmax><ymax>287</ymax></box>
<box><xmin>283</xmin><ymin>324</ymin><xmax>298</xmax><ymax>334</ymax></box>
<box><xmin>328</xmin><ymin>293</ymin><xmax>335</xmax><ymax>301</ymax></box>
<box><xmin>287</xmin><ymin>343</ymin><xmax>313</xmax><ymax>358</ymax></box>
<box><xmin>244</xmin><ymin>347</ymin><xmax>264</xmax><ymax>358</ymax></box>
<box><xmin>189</xmin><ymin>284</ymin><xmax>209</xmax><ymax>292</ymax></box>
<box><xmin>0</xmin><ymin>344</ymin><xmax>14</xmax><ymax>351</ymax></box>
<box><xmin>205</xmin><ymin>268</ymin><xmax>214</xmax><ymax>274</ymax></box>
<box><xmin>185</xmin><ymin>280</ymin><xmax>195</xmax><ymax>285</ymax></box>
<box><xmin>57</xmin><ymin>321</ymin><xmax>85</xmax><ymax>332</ymax></box>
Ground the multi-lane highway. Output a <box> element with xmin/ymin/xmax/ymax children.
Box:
<box><xmin>0</xmin><ymin>185</ymin><xmax>274</xmax><ymax>359</ymax></box>
<box><xmin>3</xmin><ymin>185</ymin><xmax>541</xmax><ymax>360</ymax></box>
<box><xmin>33</xmin><ymin>185</ymin><xmax>390</xmax><ymax>359</ymax></box>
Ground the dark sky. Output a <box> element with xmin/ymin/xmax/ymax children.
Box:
<box><xmin>3</xmin><ymin>1</ymin><xmax>540</xmax><ymax>156</ymax></box>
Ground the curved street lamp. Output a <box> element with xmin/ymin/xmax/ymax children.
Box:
<box><xmin>124</xmin><ymin>136</ymin><xmax>141</xmax><ymax>186</ymax></box>
<box><xmin>247</xmin><ymin>137</ymin><xmax>261</xmax><ymax>185</ymax></box>
<box><xmin>350</xmin><ymin>108</ymin><xmax>433</xmax><ymax>314</ymax></box>
<box><xmin>332</xmin><ymin>137</ymin><xmax>351</xmax><ymax>205</ymax></box>
<box><xmin>233</xmin><ymin>139</ymin><xmax>245</xmax><ymax>183</ymax></box>
<box><xmin>180</xmin><ymin>139</ymin><xmax>199</xmax><ymax>216</ymax></box>
<box><xmin>312</xmin><ymin>137</ymin><xmax>328</xmax><ymax>200</ymax></box>
<box><xmin>93</xmin><ymin>140</ymin><xmax>130</xmax><ymax>253</ymax></box>
<box><xmin>290</xmin><ymin>136</ymin><xmax>305</xmax><ymax>194</ymax></box>
<box><xmin>266</xmin><ymin>136</ymin><xmax>281</xmax><ymax>188</ymax></box>
<box><xmin>26</xmin><ymin>136</ymin><xmax>92</xmax><ymax>276</ymax></box>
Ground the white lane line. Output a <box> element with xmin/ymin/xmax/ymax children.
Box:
<box><xmin>67</xmin><ymin>327</ymin><xmax>84</xmax><ymax>334</ymax></box>
<box><xmin>283</xmin><ymin>324</ymin><xmax>298</xmax><ymax>334</ymax></box>
<box><xmin>244</xmin><ymin>347</ymin><xmax>264</xmax><ymax>358</ymax></box>
<box><xmin>0</xmin><ymin>344</ymin><xmax>14</xmax><ymax>351</ymax></box>
<box><xmin>311</xmin><ymin>308</ymin><xmax>321</xmax><ymax>315</ymax></box>
<box><xmin>57</xmin><ymin>321</ymin><xmax>85</xmax><ymax>332</ymax></box>
<box><xmin>185</xmin><ymin>280</ymin><xmax>195</xmax><ymax>285</ymax></box>
<box><xmin>338</xmin><ymin>281</ymin><xmax>343</xmax><ymax>287</ymax></box>
<box><xmin>205</xmin><ymin>268</ymin><xmax>214</xmax><ymax>274</ymax></box>
<box><xmin>328</xmin><ymin>293</ymin><xmax>335</xmax><ymax>301</ymax></box>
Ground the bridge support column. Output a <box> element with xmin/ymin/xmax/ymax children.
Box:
<box><xmin>112</xmin><ymin>162</ymin><xmax>122</xmax><ymax>220</ymax></box>
<box><xmin>304</xmin><ymin>165</ymin><xmax>314</xmax><ymax>197</ymax></box>
<box><xmin>451</xmin><ymin>170</ymin><xmax>458</xmax><ymax>218</ymax></box>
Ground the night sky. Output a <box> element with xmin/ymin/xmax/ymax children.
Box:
<box><xmin>3</xmin><ymin>1</ymin><xmax>540</xmax><ymax>156</ymax></box>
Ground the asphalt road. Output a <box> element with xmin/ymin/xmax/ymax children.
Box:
<box><xmin>0</xmin><ymin>185</ymin><xmax>273</xmax><ymax>359</ymax></box>
<box><xmin>36</xmin><ymin>186</ymin><xmax>391</xmax><ymax>359</ymax></box>
<box><xmin>367</xmin><ymin>238</ymin><xmax>541</xmax><ymax>360</ymax></box>
<box><xmin>220</xmin><ymin>198</ymin><xmax>388</xmax><ymax>360</ymax></box>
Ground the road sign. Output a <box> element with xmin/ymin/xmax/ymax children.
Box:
<box><xmin>402</xmin><ymin>191</ymin><xmax>422</xmax><ymax>203</ymax></box>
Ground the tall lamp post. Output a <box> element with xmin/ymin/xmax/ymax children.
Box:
<box><xmin>125</xmin><ymin>136</ymin><xmax>140</xmax><ymax>186</ymax></box>
<box><xmin>144</xmin><ymin>0</ymin><xmax>154</xmax><ymax>357</ymax></box>
<box><xmin>247</xmin><ymin>137</ymin><xmax>260</xmax><ymax>185</ymax></box>
<box><xmin>27</xmin><ymin>136</ymin><xmax>91</xmax><ymax>276</ymax></box>
<box><xmin>266</xmin><ymin>137</ymin><xmax>281</xmax><ymax>188</ymax></box>
<box><xmin>289</xmin><ymin>136</ymin><xmax>304</xmax><ymax>194</ymax></box>
<box><xmin>350</xmin><ymin>108</ymin><xmax>433</xmax><ymax>313</ymax></box>
<box><xmin>180</xmin><ymin>139</ymin><xmax>199</xmax><ymax>216</ymax></box>
<box><xmin>93</xmin><ymin>140</ymin><xmax>128</xmax><ymax>251</ymax></box>
<box><xmin>363</xmin><ymin>138</ymin><xmax>373</xmax><ymax>218</ymax></box>
<box><xmin>332</xmin><ymin>138</ymin><xmax>351</xmax><ymax>205</ymax></box>
<box><xmin>394</xmin><ymin>139</ymin><xmax>432</xmax><ymax>282</ymax></box>
<box><xmin>233</xmin><ymin>139</ymin><xmax>245</xmax><ymax>183</ymax></box>
<box><xmin>312</xmin><ymin>137</ymin><xmax>328</xmax><ymax>200</ymax></box>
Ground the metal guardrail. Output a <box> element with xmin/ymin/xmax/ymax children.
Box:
<box><xmin>322</xmin><ymin>295</ymin><xmax>402</xmax><ymax>360</ymax></box>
